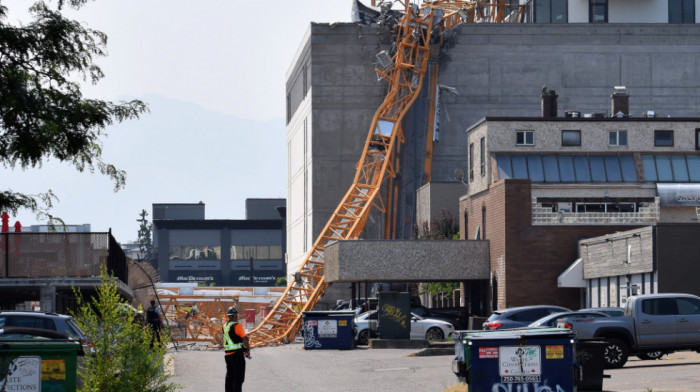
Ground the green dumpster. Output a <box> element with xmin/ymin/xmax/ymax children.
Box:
<box><xmin>0</xmin><ymin>339</ymin><xmax>83</xmax><ymax>392</ymax></box>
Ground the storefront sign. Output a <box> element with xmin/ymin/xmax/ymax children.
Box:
<box><xmin>657</xmin><ymin>183</ymin><xmax>700</xmax><ymax>206</ymax></box>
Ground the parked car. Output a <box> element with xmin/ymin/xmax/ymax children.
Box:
<box><xmin>354</xmin><ymin>310</ymin><xmax>454</xmax><ymax>345</ymax></box>
<box><xmin>527</xmin><ymin>311</ymin><xmax>610</xmax><ymax>328</ymax></box>
<box><xmin>578</xmin><ymin>307</ymin><xmax>625</xmax><ymax>317</ymax></box>
<box><xmin>482</xmin><ymin>305</ymin><xmax>570</xmax><ymax>330</ymax></box>
<box><xmin>0</xmin><ymin>311</ymin><xmax>92</xmax><ymax>354</ymax></box>
<box><xmin>411</xmin><ymin>305</ymin><xmax>468</xmax><ymax>330</ymax></box>
<box><xmin>560</xmin><ymin>293</ymin><xmax>700</xmax><ymax>368</ymax></box>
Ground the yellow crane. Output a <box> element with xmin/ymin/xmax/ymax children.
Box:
<box><xmin>248</xmin><ymin>0</ymin><xmax>526</xmax><ymax>347</ymax></box>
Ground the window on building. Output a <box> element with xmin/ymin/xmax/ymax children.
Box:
<box><xmin>642</xmin><ymin>153</ymin><xmax>700</xmax><ymax>182</ymax></box>
<box><xmin>170</xmin><ymin>245</ymin><xmax>221</xmax><ymax>260</ymax></box>
<box><xmin>495</xmin><ymin>153</ymin><xmax>638</xmax><ymax>183</ymax></box>
<box><xmin>696</xmin><ymin>129</ymin><xmax>700</xmax><ymax>150</ymax></box>
<box><xmin>286</xmin><ymin>93</ymin><xmax>291</xmax><ymax>124</ymax></box>
<box><xmin>534</xmin><ymin>0</ymin><xmax>568</xmax><ymax>23</ymax></box>
<box><xmin>469</xmin><ymin>143</ymin><xmax>474</xmax><ymax>181</ymax></box>
<box><xmin>516</xmin><ymin>130</ymin><xmax>534</xmax><ymax>145</ymax></box>
<box><xmin>589</xmin><ymin>0</ymin><xmax>608</xmax><ymax>23</ymax></box>
<box><xmin>562</xmin><ymin>130</ymin><xmax>581</xmax><ymax>146</ymax></box>
<box><xmin>609</xmin><ymin>130</ymin><xmax>628</xmax><ymax>146</ymax></box>
<box><xmin>669</xmin><ymin>0</ymin><xmax>695</xmax><ymax>23</ymax></box>
<box><xmin>480</xmin><ymin>137</ymin><xmax>486</xmax><ymax>176</ymax></box>
<box><xmin>481</xmin><ymin>205</ymin><xmax>486</xmax><ymax>240</ymax></box>
<box><xmin>654</xmin><ymin>130</ymin><xmax>674</xmax><ymax>146</ymax></box>
<box><xmin>231</xmin><ymin>245</ymin><xmax>283</xmax><ymax>260</ymax></box>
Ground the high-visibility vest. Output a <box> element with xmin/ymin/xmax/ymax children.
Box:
<box><xmin>223</xmin><ymin>321</ymin><xmax>244</xmax><ymax>352</ymax></box>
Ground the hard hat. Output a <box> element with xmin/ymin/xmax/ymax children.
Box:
<box><xmin>226</xmin><ymin>306</ymin><xmax>238</xmax><ymax>316</ymax></box>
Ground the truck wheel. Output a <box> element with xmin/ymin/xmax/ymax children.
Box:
<box><xmin>603</xmin><ymin>339</ymin><xmax>629</xmax><ymax>369</ymax></box>
<box><xmin>637</xmin><ymin>350</ymin><xmax>664</xmax><ymax>360</ymax></box>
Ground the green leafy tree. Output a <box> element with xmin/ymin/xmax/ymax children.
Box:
<box><xmin>0</xmin><ymin>1</ymin><xmax>147</xmax><ymax>222</ymax></box>
<box><xmin>72</xmin><ymin>266</ymin><xmax>178</xmax><ymax>392</ymax></box>
<box><xmin>417</xmin><ymin>210</ymin><xmax>460</xmax><ymax>299</ymax></box>
<box><xmin>137</xmin><ymin>209</ymin><xmax>154</xmax><ymax>261</ymax></box>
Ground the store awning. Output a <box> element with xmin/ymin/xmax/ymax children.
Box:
<box><xmin>558</xmin><ymin>258</ymin><xmax>585</xmax><ymax>288</ymax></box>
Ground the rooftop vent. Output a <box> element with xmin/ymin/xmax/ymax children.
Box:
<box><xmin>641</xmin><ymin>110</ymin><xmax>656</xmax><ymax>118</ymax></box>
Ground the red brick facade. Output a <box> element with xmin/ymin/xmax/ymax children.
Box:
<box><xmin>460</xmin><ymin>179</ymin><xmax>640</xmax><ymax>311</ymax></box>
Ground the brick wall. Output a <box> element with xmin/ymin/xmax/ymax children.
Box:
<box><xmin>460</xmin><ymin>179</ymin><xmax>642</xmax><ymax>310</ymax></box>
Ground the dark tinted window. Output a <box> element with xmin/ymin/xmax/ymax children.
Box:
<box><xmin>511</xmin><ymin>308</ymin><xmax>549</xmax><ymax>322</ymax></box>
<box><xmin>562</xmin><ymin>130</ymin><xmax>581</xmax><ymax>146</ymax></box>
<box><xmin>655</xmin><ymin>130</ymin><xmax>674</xmax><ymax>146</ymax></box>
<box><xmin>641</xmin><ymin>298</ymin><xmax>678</xmax><ymax>315</ymax></box>
<box><xmin>589</xmin><ymin>0</ymin><xmax>608</xmax><ymax>23</ymax></box>
<box><xmin>6</xmin><ymin>316</ymin><xmax>56</xmax><ymax>330</ymax></box>
<box><xmin>669</xmin><ymin>0</ymin><xmax>695</xmax><ymax>23</ymax></box>
<box><xmin>676</xmin><ymin>298</ymin><xmax>700</xmax><ymax>315</ymax></box>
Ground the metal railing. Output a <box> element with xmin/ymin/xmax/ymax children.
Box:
<box><xmin>0</xmin><ymin>232</ymin><xmax>128</xmax><ymax>283</ymax></box>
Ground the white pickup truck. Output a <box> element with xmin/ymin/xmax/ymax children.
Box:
<box><xmin>559</xmin><ymin>293</ymin><xmax>700</xmax><ymax>368</ymax></box>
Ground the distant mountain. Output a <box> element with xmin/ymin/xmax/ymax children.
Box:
<box><xmin>2</xmin><ymin>95</ymin><xmax>287</xmax><ymax>242</ymax></box>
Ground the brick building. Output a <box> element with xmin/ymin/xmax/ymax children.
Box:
<box><xmin>460</xmin><ymin>99</ymin><xmax>700</xmax><ymax>311</ymax></box>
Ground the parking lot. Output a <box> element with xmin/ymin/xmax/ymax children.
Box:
<box><xmin>170</xmin><ymin>343</ymin><xmax>700</xmax><ymax>392</ymax></box>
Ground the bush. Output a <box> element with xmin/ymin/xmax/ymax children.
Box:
<box><xmin>72</xmin><ymin>266</ymin><xmax>179</xmax><ymax>392</ymax></box>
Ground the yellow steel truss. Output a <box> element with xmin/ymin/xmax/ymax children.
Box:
<box><xmin>248</xmin><ymin>0</ymin><xmax>526</xmax><ymax>348</ymax></box>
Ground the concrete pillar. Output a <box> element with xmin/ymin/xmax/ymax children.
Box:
<box><xmin>40</xmin><ymin>285</ymin><xmax>56</xmax><ymax>312</ymax></box>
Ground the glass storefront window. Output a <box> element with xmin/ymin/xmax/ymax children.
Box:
<box><xmin>169</xmin><ymin>245</ymin><xmax>221</xmax><ymax>260</ymax></box>
<box><xmin>231</xmin><ymin>245</ymin><xmax>283</xmax><ymax>260</ymax></box>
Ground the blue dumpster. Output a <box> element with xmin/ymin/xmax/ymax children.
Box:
<box><xmin>453</xmin><ymin>328</ymin><xmax>579</xmax><ymax>392</ymax></box>
<box><xmin>301</xmin><ymin>310</ymin><xmax>355</xmax><ymax>350</ymax></box>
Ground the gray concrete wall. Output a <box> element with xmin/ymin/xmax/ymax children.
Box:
<box><xmin>324</xmin><ymin>240</ymin><xmax>489</xmax><ymax>282</ymax></box>
<box><xmin>287</xmin><ymin>21</ymin><xmax>700</xmax><ymax>301</ymax></box>
<box><xmin>580</xmin><ymin>226</ymin><xmax>654</xmax><ymax>279</ymax></box>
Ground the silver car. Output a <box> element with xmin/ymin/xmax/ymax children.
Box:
<box><xmin>354</xmin><ymin>310</ymin><xmax>454</xmax><ymax>345</ymax></box>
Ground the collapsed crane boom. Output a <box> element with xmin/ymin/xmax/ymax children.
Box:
<box><xmin>248</xmin><ymin>1</ymin><xmax>526</xmax><ymax>348</ymax></box>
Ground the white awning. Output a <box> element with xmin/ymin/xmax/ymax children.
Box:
<box><xmin>558</xmin><ymin>258</ymin><xmax>585</xmax><ymax>288</ymax></box>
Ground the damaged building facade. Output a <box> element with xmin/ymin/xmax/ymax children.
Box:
<box><xmin>286</xmin><ymin>5</ymin><xmax>700</xmax><ymax>310</ymax></box>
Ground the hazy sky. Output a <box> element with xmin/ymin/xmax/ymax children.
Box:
<box><xmin>1</xmin><ymin>0</ymin><xmax>353</xmax><ymax>242</ymax></box>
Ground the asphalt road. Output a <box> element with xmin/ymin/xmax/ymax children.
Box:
<box><xmin>169</xmin><ymin>343</ymin><xmax>700</xmax><ymax>392</ymax></box>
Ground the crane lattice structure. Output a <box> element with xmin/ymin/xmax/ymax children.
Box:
<box><xmin>248</xmin><ymin>0</ymin><xmax>527</xmax><ymax>348</ymax></box>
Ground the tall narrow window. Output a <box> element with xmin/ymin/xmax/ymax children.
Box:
<box><xmin>480</xmin><ymin>137</ymin><xmax>486</xmax><ymax>176</ymax></box>
<box><xmin>481</xmin><ymin>206</ymin><xmax>486</xmax><ymax>240</ymax></box>
<box><xmin>669</xmin><ymin>0</ymin><xmax>695</xmax><ymax>23</ymax></box>
<box><xmin>696</xmin><ymin>129</ymin><xmax>700</xmax><ymax>150</ymax></box>
<box><xmin>286</xmin><ymin>93</ymin><xmax>291</xmax><ymax>124</ymax></box>
<box><xmin>463</xmin><ymin>212</ymin><xmax>469</xmax><ymax>239</ymax></box>
<box><xmin>589</xmin><ymin>0</ymin><xmax>608</xmax><ymax>23</ymax></box>
<box><xmin>469</xmin><ymin>143</ymin><xmax>474</xmax><ymax>181</ymax></box>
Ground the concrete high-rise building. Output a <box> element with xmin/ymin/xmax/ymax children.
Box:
<box><xmin>286</xmin><ymin>3</ymin><xmax>700</xmax><ymax>308</ymax></box>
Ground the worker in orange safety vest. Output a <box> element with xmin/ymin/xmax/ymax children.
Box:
<box><xmin>223</xmin><ymin>306</ymin><xmax>250</xmax><ymax>392</ymax></box>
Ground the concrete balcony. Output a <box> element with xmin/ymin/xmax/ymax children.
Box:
<box><xmin>532</xmin><ymin>198</ymin><xmax>660</xmax><ymax>226</ymax></box>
